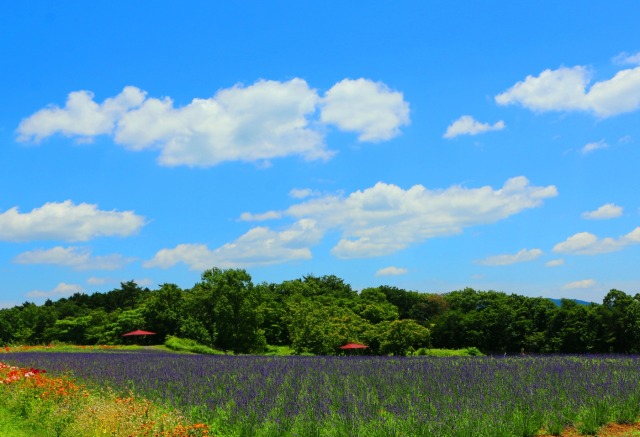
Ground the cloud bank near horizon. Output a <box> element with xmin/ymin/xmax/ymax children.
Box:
<box><xmin>145</xmin><ymin>176</ymin><xmax>558</xmax><ymax>269</ymax></box>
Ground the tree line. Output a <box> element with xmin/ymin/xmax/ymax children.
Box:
<box><xmin>1</xmin><ymin>267</ymin><xmax>639</xmax><ymax>355</ymax></box>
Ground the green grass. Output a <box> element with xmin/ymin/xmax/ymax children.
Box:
<box><xmin>2</xmin><ymin>344</ymin><xmax>144</xmax><ymax>353</ymax></box>
<box><xmin>0</xmin><ymin>403</ymin><xmax>47</xmax><ymax>436</ymax></box>
<box><xmin>164</xmin><ymin>336</ymin><xmax>227</xmax><ymax>355</ymax></box>
<box><xmin>264</xmin><ymin>344</ymin><xmax>297</xmax><ymax>355</ymax></box>
<box><xmin>413</xmin><ymin>347</ymin><xmax>484</xmax><ymax>357</ymax></box>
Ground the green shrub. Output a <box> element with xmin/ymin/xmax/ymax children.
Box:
<box><xmin>414</xmin><ymin>347</ymin><xmax>484</xmax><ymax>357</ymax></box>
<box><xmin>164</xmin><ymin>336</ymin><xmax>226</xmax><ymax>355</ymax></box>
<box><xmin>264</xmin><ymin>345</ymin><xmax>297</xmax><ymax>356</ymax></box>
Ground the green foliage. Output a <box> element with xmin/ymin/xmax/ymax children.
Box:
<box><xmin>376</xmin><ymin>319</ymin><xmax>431</xmax><ymax>356</ymax></box>
<box><xmin>194</xmin><ymin>267</ymin><xmax>266</xmax><ymax>354</ymax></box>
<box><xmin>44</xmin><ymin>315</ymin><xmax>93</xmax><ymax>344</ymax></box>
<box><xmin>463</xmin><ymin>346</ymin><xmax>483</xmax><ymax>356</ymax></box>
<box><xmin>288</xmin><ymin>301</ymin><xmax>370</xmax><ymax>355</ymax></box>
<box><xmin>4</xmin><ymin>267</ymin><xmax>640</xmax><ymax>356</ymax></box>
<box><xmin>164</xmin><ymin>335</ymin><xmax>226</xmax><ymax>355</ymax></box>
<box><xmin>414</xmin><ymin>347</ymin><xmax>484</xmax><ymax>357</ymax></box>
<box><xmin>142</xmin><ymin>283</ymin><xmax>185</xmax><ymax>342</ymax></box>
<box><xmin>576</xmin><ymin>401</ymin><xmax>612</xmax><ymax>435</ymax></box>
<box><xmin>264</xmin><ymin>345</ymin><xmax>297</xmax><ymax>356</ymax></box>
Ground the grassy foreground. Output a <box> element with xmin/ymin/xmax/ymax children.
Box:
<box><xmin>0</xmin><ymin>360</ymin><xmax>210</xmax><ymax>437</ymax></box>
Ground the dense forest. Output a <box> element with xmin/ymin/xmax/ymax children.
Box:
<box><xmin>1</xmin><ymin>267</ymin><xmax>639</xmax><ymax>355</ymax></box>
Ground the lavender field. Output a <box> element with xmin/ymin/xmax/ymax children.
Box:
<box><xmin>4</xmin><ymin>352</ymin><xmax>640</xmax><ymax>436</ymax></box>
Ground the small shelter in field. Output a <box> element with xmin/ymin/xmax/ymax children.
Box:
<box><xmin>339</xmin><ymin>343</ymin><xmax>369</xmax><ymax>355</ymax></box>
<box><xmin>122</xmin><ymin>329</ymin><xmax>156</xmax><ymax>345</ymax></box>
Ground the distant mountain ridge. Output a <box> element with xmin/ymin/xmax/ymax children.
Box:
<box><xmin>548</xmin><ymin>298</ymin><xmax>594</xmax><ymax>306</ymax></box>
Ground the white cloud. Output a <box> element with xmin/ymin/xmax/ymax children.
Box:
<box><xmin>147</xmin><ymin>176</ymin><xmax>557</xmax><ymax>269</ymax></box>
<box><xmin>613</xmin><ymin>52</ymin><xmax>640</xmax><ymax>66</ymax></box>
<box><xmin>238</xmin><ymin>176</ymin><xmax>557</xmax><ymax>260</ymax></box>
<box><xmin>18</xmin><ymin>78</ymin><xmax>410</xmax><ymax>167</ymax></box>
<box><xmin>239</xmin><ymin>211</ymin><xmax>283</xmax><ymax>222</ymax></box>
<box><xmin>86</xmin><ymin>276</ymin><xmax>112</xmax><ymax>285</ymax></box>
<box><xmin>553</xmin><ymin>226</ymin><xmax>640</xmax><ymax>255</ymax></box>
<box><xmin>476</xmin><ymin>248</ymin><xmax>543</xmax><ymax>266</ymax></box>
<box><xmin>144</xmin><ymin>219</ymin><xmax>322</xmax><ymax>269</ymax></box>
<box><xmin>133</xmin><ymin>278</ymin><xmax>154</xmax><ymax>287</ymax></box>
<box><xmin>545</xmin><ymin>258</ymin><xmax>565</xmax><ymax>267</ymax></box>
<box><xmin>443</xmin><ymin>115</ymin><xmax>505</xmax><ymax>139</ymax></box>
<box><xmin>17</xmin><ymin>87</ymin><xmax>146</xmax><ymax>142</ymax></box>
<box><xmin>26</xmin><ymin>282</ymin><xmax>84</xmax><ymax>299</ymax></box>
<box><xmin>116</xmin><ymin>79</ymin><xmax>329</xmax><ymax>166</ymax></box>
<box><xmin>581</xmin><ymin>203</ymin><xmax>623</xmax><ymax>220</ymax></box>
<box><xmin>0</xmin><ymin>200</ymin><xmax>146</xmax><ymax>242</ymax></box>
<box><xmin>581</xmin><ymin>140</ymin><xmax>608</xmax><ymax>154</ymax></box>
<box><xmin>563</xmin><ymin>279</ymin><xmax>596</xmax><ymax>290</ymax></box>
<box><xmin>296</xmin><ymin>177</ymin><xmax>556</xmax><ymax>258</ymax></box>
<box><xmin>13</xmin><ymin>246</ymin><xmax>134</xmax><ymax>270</ymax></box>
<box><xmin>289</xmin><ymin>188</ymin><xmax>319</xmax><ymax>199</ymax></box>
<box><xmin>496</xmin><ymin>65</ymin><xmax>640</xmax><ymax>117</ymax></box>
<box><xmin>375</xmin><ymin>266</ymin><xmax>408</xmax><ymax>276</ymax></box>
<box><xmin>320</xmin><ymin>78</ymin><xmax>410</xmax><ymax>142</ymax></box>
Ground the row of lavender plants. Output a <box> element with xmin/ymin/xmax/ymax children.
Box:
<box><xmin>4</xmin><ymin>352</ymin><xmax>640</xmax><ymax>436</ymax></box>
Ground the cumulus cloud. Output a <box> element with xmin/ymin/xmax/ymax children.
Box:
<box><xmin>496</xmin><ymin>65</ymin><xmax>640</xmax><ymax>117</ymax></box>
<box><xmin>231</xmin><ymin>176</ymin><xmax>559</xmax><ymax>265</ymax></box>
<box><xmin>581</xmin><ymin>140</ymin><xmax>609</xmax><ymax>154</ymax></box>
<box><xmin>18</xmin><ymin>78</ymin><xmax>410</xmax><ymax>167</ymax></box>
<box><xmin>476</xmin><ymin>248</ymin><xmax>543</xmax><ymax>266</ymax></box>
<box><xmin>286</xmin><ymin>176</ymin><xmax>557</xmax><ymax>259</ymax></box>
<box><xmin>16</xmin><ymin>87</ymin><xmax>146</xmax><ymax>143</ymax></box>
<box><xmin>133</xmin><ymin>278</ymin><xmax>154</xmax><ymax>287</ymax></box>
<box><xmin>443</xmin><ymin>115</ymin><xmax>505</xmax><ymax>139</ymax></box>
<box><xmin>13</xmin><ymin>246</ymin><xmax>134</xmax><ymax>270</ymax></box>
<box><xmin>375</xmin><ymin>266</ymin><xmax>408</xmax><ymax>276</ymax></box>
<box><xmin>613</xmin><ymin>52</ymin><xmax>640</xmax><ymax>65</ymax></box>
<box><xmin>147</xmin><ymin>176</ymin><xmax>557</xmax><ymax>269</ymax></box>
<box><xmin>26</xmin><ymin>282</ymin><xmax>84</xmax><ymax>299</ymax></box>
<box><xmin>86</xmin><ymin>276</ymin><xmax>112</xmax><ymax>285</ymax></box>
<box><xmin>239</xmin><ymin>211</ymin><xmax>283</xmax><ymax>222</ymax></box>
<box><xmin>0</xmin><ymin>200</ymin><xmax>146</xmax><ymax>242</ymax></box>
<box><xmin>545</xmin><ymin>258</ymin><xmax>565</xmax><ymax>267</ymax></box>
<box><xmin>553</xmin><ymin>227</ymin><xmax>640</xmax><ymax>255</ymax></box>
<box><xmin>563</xmin><ymin>279</ymin><xmax>596</xmax><ymax>290</ymax></box>
<box><xmin>581</xmin><ymin>203</ymin><xmax>623</xmax><ymax>220</ymax></box>
<box><xmin>320</xmin><ymin>79</ymin><xmax>410</xmax><ymax>142</ymax></box>
<box><xmin>289</xmin><ymin>188</ymin><xmax>319</xmax><ymax>199</ymax></box>
<box><xmin>116</xmin><ymin>79</ymin><xmax>329</xmax><ymax>166</ymax></box>
<box><xmin>144</xmin><ymin>219</ymin><xmax>322</xmax><ymax>269</ymax></box>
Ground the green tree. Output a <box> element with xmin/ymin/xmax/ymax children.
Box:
<box><xmin>546</xmin><ymin>299</ymin><xmax>598</xmax><ymax>353</ymax></box>
<box><xmin>143</xmin><ymin>283</ymin><xmax>185</xmax><ymax>341</ymax></box>
<box><xmin>597</xmin><ymin>289</ymin><xmax>640</xmax><ymax>352</ymax></box>
<box><xmin>288</xmin><ymin>300</ymin><xmax>370</xmax><ymax>355</ymax></box>
<box><xmin>44</xmin><ymin>315</ymin><xmax>93</xmax><ymax>344</ymax></box>
<box><xmin>196</xmin><ymin>268</ymin><xmax>266</xmax><ymax>353</ymax></box>
<box><xmin>407</xmin><ymin>293</ymin><xmax>450</xmax><ymax>323</ymax></box>
<box><xmin>377</xmin><ymin>286</ymin><xmax>421</xmax><ymax>319</ymax></box>
<box><xmin>254</xmin><ymin>282</ymin><xmax>291</xmax><ymax>345</ymax></box>
<box><xmin>378</xmin><ymin>319</ymin><xmax>431</xmax><ymax>356</ymax></box>
<box><xmin>356</xmin><ymin>288</ymin><xmax>399</xmax><ymax>324</ymax></box>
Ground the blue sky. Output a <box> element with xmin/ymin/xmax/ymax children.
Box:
<box><xmin>2</xmin><ymin>1</ymin><xmax>640</xmax><ymax>307</ymax></box>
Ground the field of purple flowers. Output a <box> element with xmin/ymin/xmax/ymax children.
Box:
<box><xmin>4</xmin><ymin>352</ymin><xmax>640</xmax><ymax>436</ymax></box>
